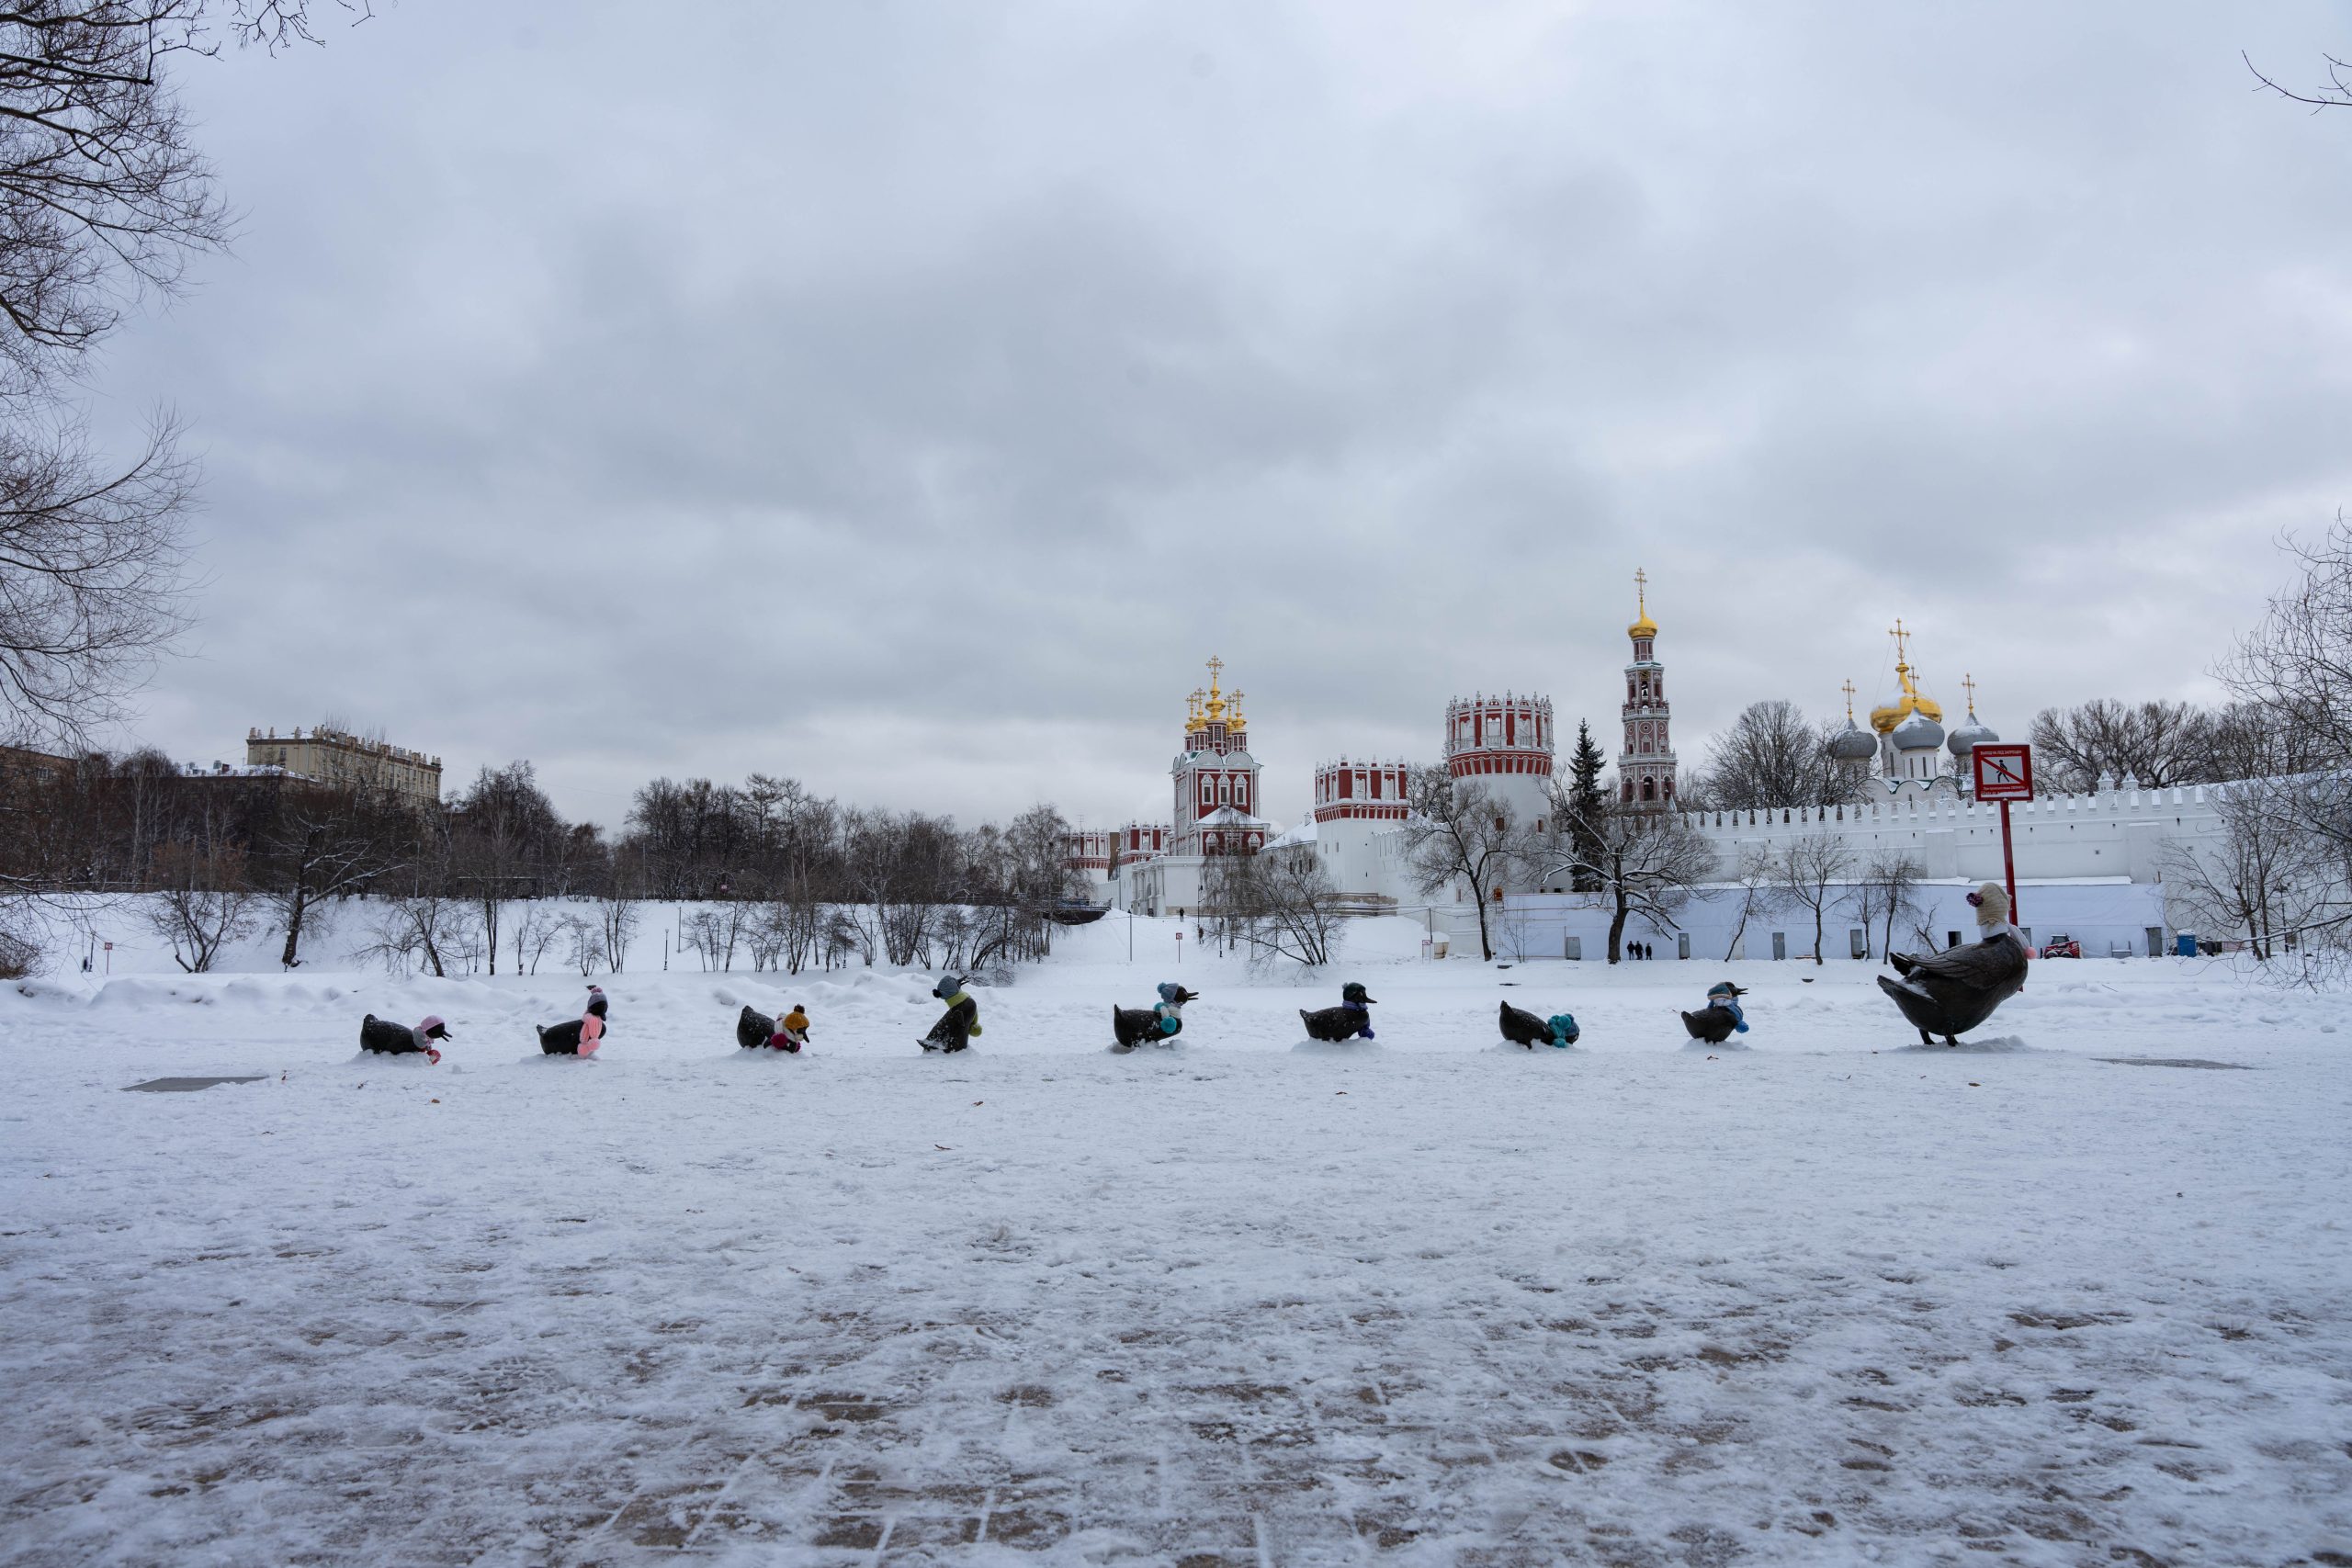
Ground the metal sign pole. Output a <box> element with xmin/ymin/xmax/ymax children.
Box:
<box><xmin>2000</xmin><ymin>799</ymin><xmax>2018</xmax><ymax>927</ymax></box>
<box><xmin>1973</xmin><ymin>742</ymin><xmax>2033</xmax><ymax>931</ymax></box>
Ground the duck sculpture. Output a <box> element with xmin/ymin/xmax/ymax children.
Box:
<box><xmin>1680</xmin><ymin>982</ymin><xmax>1747</xmax><ymax>1044</ymax></box>
<box><xmin>1114</xmin><ymin>982</ymin><xmax>1198</xmax><ymax>1050</ymax></box>
<box><xmin>1498</xmin><ymin>999</ymin><xmax>1579</xmax><ymax>1048</ymax></box>
<box><xmin>1876</xmin><ymin>882</ymin><xmax>2029</xmax><ymax>1045</ymax></box>
<box><xmin>538</xmin><ymin>987</ymin><xmax>609</xmax><ymax>1056</ymax></box>
<box><xmin>921</xmin><ymin>976</ymin><xmax>980</xmax><ymax>1053</ymax></box>
<box><xmin>1301</xmin><ymin>982</ymin><xmax>1377</xmax><ymax>1043</ymax></box>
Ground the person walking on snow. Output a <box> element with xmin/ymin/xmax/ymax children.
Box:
<box><xmin>769</xmin><ymin>1005</ymin><xmax>810</xmax><ymax>1053</ymax></box>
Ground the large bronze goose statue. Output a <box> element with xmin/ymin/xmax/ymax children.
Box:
<box><xmin>1877</xmin><ymin>882</ymin><xmax>2029</xmax><ymax>1046</ymax></box>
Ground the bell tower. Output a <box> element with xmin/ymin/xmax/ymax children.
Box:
<box><xmin>1618</xmin><ymin>569</ymin><xmax>1678</xmax><ymax>811</ymax></box>
<box><xmin>1170</xmin><ymin>656</ymin><xmax>1266</xmax><ymax>856</ymax></box>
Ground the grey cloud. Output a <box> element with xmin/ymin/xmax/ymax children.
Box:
<box><xmin>78</xmin><ymin>0</ymin><xmax>2352</xmax><ymax>830</ymax></box>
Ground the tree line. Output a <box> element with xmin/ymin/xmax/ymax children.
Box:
<box><xmin>0</xmin><ymin>746</ymin><xmax>1084</xmax><ymax>976</ymax></box>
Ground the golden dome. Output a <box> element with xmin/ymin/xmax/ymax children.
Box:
<box><xmin>1867</xmin><ymin>620</ymin><xmax>1942</xmax><ymax>734</ymax></box>
<box><xmin>1628</xmin><ymin>568</ymin><xmax>1657</xmax><ymax>639</ymax></box>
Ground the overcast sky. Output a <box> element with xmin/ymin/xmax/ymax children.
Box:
<box><xmin>88</xmin><ymin>0</ymin><xmax>2352</xmax><ymax>832</ymax></box>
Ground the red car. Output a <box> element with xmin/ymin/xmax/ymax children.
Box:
<box><xmin>2038</xmin><ymin>935</ymin><xmax>2081</xmax><ymax>959</ymax></box>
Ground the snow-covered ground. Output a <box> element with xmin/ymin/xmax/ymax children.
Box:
<box><xmin>3</xmin><ymin>910</ymin><xmax>2348</xmax><ymax>1565</ymax></box>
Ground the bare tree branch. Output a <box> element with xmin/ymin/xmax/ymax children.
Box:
<box><xmin>2245</xmin><ymin>50</ymin><xmax>2352</xmax><ymax>112</ymax></box>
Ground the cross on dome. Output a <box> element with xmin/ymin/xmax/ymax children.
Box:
<box><xmin>1627</xmin><ymin>567</ymin><xmax>1658</xmax><ymax>639</ymax></box>
<box><xmin>1869</xmin><ymin>618</ymin><xmax>1944</xmax><ymax>733</ymax></box>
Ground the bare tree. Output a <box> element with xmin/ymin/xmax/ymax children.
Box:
<box><xmin>1401</xmin><ymin>769</ymin><xmax>1519</xmax><ymax>962</ymax></box>
<box><xmin>362</xmin><ymin>888</ymin><xmax>470</xmax><ymax>979</ymax></box>
<box><xmin>1719</xmin><ymin>842</ymin><xmax>1779</xmax><ymax>961</ymax></box>
<box><xmin>1698</xmin><ymin>700</ymin><xmax>1867</xmax><ymax>810</ymax></box>
<box><xmin>2160</xmin><ymin>779</ymin><xmax>2347</xmax><ymax>967</ymax></box>
<box><xmin>561</xmin><ymin>912</ymin><xmax>602</xmax><ymax>977</ymax></box>
<box><xmin>2028</xmin><ymin>699</ymin><xmax>2218</xmax><ymax>793</ymax></box>
<box><xmin>508</xmin><ymin>898</ymin><xmax>561</xmax><ymax>975</ymax></box>
<box><xmin>142</xmin><ymin>839</ymin><xmax>258</xmax><ymax>971</ymax></box>
<box><xmin>2203</xmin><ymin>700</ymin><xmax>2324</xmax><ymax>783</ymax></box>
<box><xmin>1771</xmin><ymin>831</ymin><xmax>1855</xmax><ymax>964</ymax></box>
<box><xmin>684</xmin><ymin>902</ymin><xmax>750</xmax><ymax>972</ymax></box>
<box><xmin>1850</xmin><ymin>848</ymin><xmax>1927</xmax><ymax>962</ymax></box>
<box><xmin>1527</xmin><ymin>792</ymin><xmax>1713</xmax><ymax>963</ymax></box>
<box><xmin>0</xmin><ymin>3</ymin><xmax>374</xmax><ymax>739</ymax></box>
<box><xmin>2215</xmin><ymin>517</ymin><xmax>2352</xmax><ymax>930</ymax></box>
<box><xmin>0</xmin><ymin>901</ymin><xmax>38</xmax><ymax>976</ymax></box>
<box><xmin>258</xmin><ymin>784</ymin><xmax>400</xmax><ymax>968</ymax></box>
<box><xmin>450</xmin><ymin>760</ymin><xmax>563</xmax><ymax>976</ymax></box>
<box><xmin>0</xmin><ymin>420</ymin><xmax>194</xmax><ymax>737</ymax></box>
<box><xmin>1206</xmin><ymin>848</ymin><xmax>1348</xmax><ymax>969</ymax></box>
<box><xmin>598</xmin><ymin>889</ymin><xmax>639</xmax><ymax>974</ymax></box>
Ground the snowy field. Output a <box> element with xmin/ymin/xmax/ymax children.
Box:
<box><xmin>3</xmin><ymin>911</ymin><xmax>2349</xmax><ymax>1566</ymax></box>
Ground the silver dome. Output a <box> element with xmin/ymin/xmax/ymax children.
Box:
<box><xmin>1892</xmin><ymin>710</ymin><xmax>1945</xmax><ymax>750</ymax></box>
<box><xmin>1828</xmin><ymin>720</ymin><xmax>1879</xmax><ymax>762</ymax></box>
<box><xmin>1947</xmin><ymin>715</ymin><xmax>1997</xmax><ymax>759</ymax></box>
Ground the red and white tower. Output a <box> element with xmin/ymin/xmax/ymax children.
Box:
<box><xmin>1114</xmin><ymin>823</ymin><xmax>1169</xmax><ymax>871</ymax></box>
<box><xmin>1313</xmin><ymin>759</ymin><xmax>1411</xmax><ymax>827</ymax></box>
<box><xmin>1170</xmin><ymin>657</ymin><xmax>1268</xmax><ymax>857</ymax></box>
<box><xmin>1311</xmin><ymin>757</ymin><xmax>1411</xmax><ymax>897</ymax></box>
<box><xmin>1619</xmin><ymin>568</ymin><xmax>1678</xmax><ymax>810</ymax></box>
<box><xmin>1443</xmin><ymin>691</ymin><xmax>1555</xmax><ymax>832</ymax></box>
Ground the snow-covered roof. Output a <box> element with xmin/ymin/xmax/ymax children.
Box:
<box><xmin>1264</xmin><ymin>817</ymin><xmax>1317</xmax><ymax>850</ymax></box>
<box><xmin>1196</xmin><ymin>806</ymin><xmax>1271</xmax><ymax>828</ymax></box>
<box><xmin>1892</xmin><ymin>710</ymin><xmax>1945</xmax><ymax>749</ymax></box>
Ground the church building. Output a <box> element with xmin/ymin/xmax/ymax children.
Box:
<box><xmin>1116</xmin><ymin>659</ymin><xmax>1271</xmax><ymax>916</ymax></box>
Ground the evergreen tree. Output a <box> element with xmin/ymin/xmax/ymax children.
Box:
<box><xmin>1567</xmin><ymin>721</ymin><xmax>1609</xmax><ymax>892</ymax></box>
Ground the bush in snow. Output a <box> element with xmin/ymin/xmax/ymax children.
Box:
<box><xmin>0</xmin><ymin>919</ymin><xmax>38</xmax><ymax>979</ymax></box>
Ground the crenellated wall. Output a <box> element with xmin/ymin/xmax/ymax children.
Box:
<box><xmin>1679</xmin><ymin>781</ymin><xmax>2231</xmax><ymax>884</ymax></box>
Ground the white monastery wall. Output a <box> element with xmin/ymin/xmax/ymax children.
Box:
<box><xmin>1486</xmin><ymin>882</ymin><xmax>2171</xmax><ymax>967</ymax></box>
<box><xmin>1679</xmin><ymin>781</ymin><xmax>2231</xmax><ymax>885</ymax></box>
